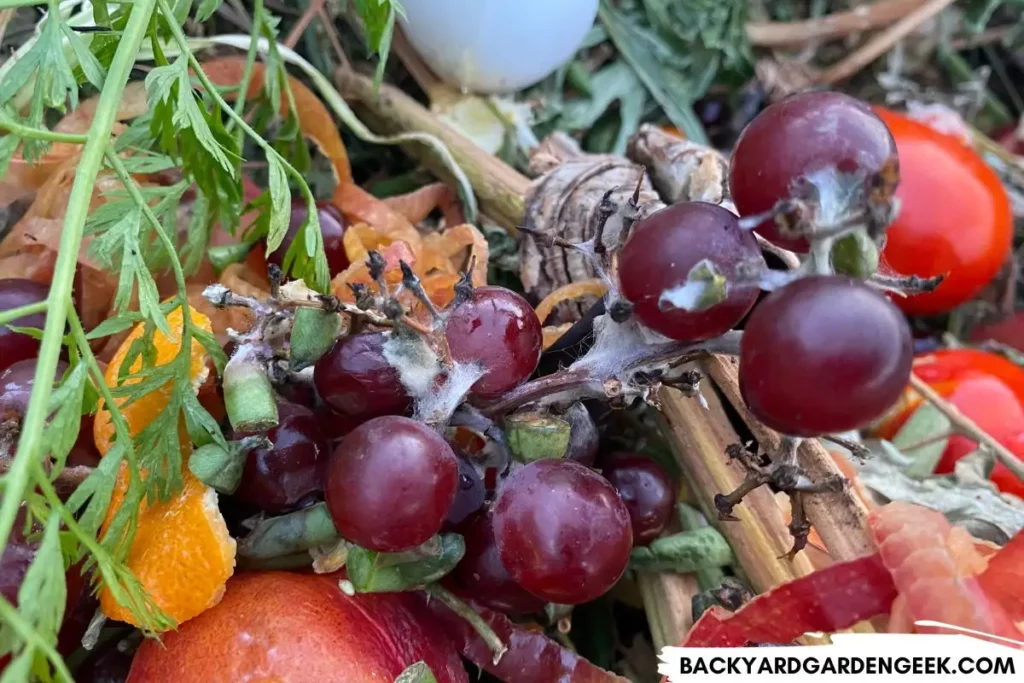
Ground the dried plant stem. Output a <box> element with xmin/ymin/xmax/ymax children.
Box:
<box><xmin>637</xmin><ymin>572</ymin><xmax>701</xmax><ymax>650</ymax></box>
<box><xmin>656</xmin><ymin>384</ymin><xmax>818</xmax><ymax>591</ymax></box>
<box><xmin>703</xmin><ymin>355</ymin><xmax>876</xmax><ymax>562</ymax></box>
<box><xmin>283</xmin><ymin>0</ymin><xmax>325</xmax><ymax>49</ymax></box>
<box><xmin>746</xmin><ymin>0</ymin><xmax>926</xmax><ymax>48</ymax></box>
<box><xmin>909</xmin><ymin>374</ymin><xmax>1024</xmax><ymax>480</ymax></box>
<box><xmin>815</xmin><ymin>0</ymin><xmax>957</xmax><ymax>85</ymax></box>
<box><xmin>335</xmin><ymin>68</ymin><xmax>528</xmax><ymax>231</ymax></box>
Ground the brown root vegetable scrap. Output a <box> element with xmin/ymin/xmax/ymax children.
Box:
<box><xmin>627</xmin><ymin>124</ymin><xmax>730</xmax><ymax>205</ymax></box>
<box><xmin>520</xmin><ymin>134</ymin><xmax>662</xmax><ymax>323</ymax></box>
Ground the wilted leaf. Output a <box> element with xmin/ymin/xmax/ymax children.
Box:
<box><xmin>859</xmin><ymin>451</ymin><xmax>1024</xmax><ymax>544</ymax></box>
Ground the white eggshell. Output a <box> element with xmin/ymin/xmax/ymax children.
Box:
<box><xmin>399</xmin><ymin>0</ymin><xmax>599</xmax><ymax>94</ymax></box>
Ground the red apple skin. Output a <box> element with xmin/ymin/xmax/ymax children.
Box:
<box><xmin>127</xmin><ymin>572</ymin><xmax>468</xmax><ymax>683</ymax></box>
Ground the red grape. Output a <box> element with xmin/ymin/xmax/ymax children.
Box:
<box><xmin>266</xmin><ymin>199</ymin><xmax>349</xmax><ymax>276</ymax></box>
<box><xmin>445</xmin><ymin>286</ymin><xmax>542</xmax><ymax>399</ymax></box>
<box><xmin>729</xmin><ymin>91</ymin><xmax>896</xmax><ymax>252</ymax></box>
<box><xmin>618</xmin><ymin>202</ymin><xmax>764</xmax><ymax>342</ymax></box>
<box><xmin>233</xmin><ymin>399</ymin><xmax>328</xmax><ymax>513</ymax></box>
<box><xmin>740</xmin><ymin>276</ymin><xmax>912</xmax><ymax>436</ymax></box>
<box><xmin>493</xmin><ymin>459</ymin><xmax>632</xmax><ymax>604</ymax></box>
<box><xmin>451</xmin><ymin>512</ymin><xmax>545</xmax><ymax>615</ymax></box>
<box><xmin>444</xmin><ymin>455</ymin><xmax>485</xmax><ymax>528</ymax></box>
<box><xmin>0</xmin><ymin>358</ymin><xmax>68</xmax><ymax>421</ymax></box>
<box><xmin>325</xmin><ymin>415</ymin><xmax>458</xmax><ymax>551</ymax></box>
<box><xmin>313</xmin><ymin>332</ymin><xmax>410</xmax><ymax>420</ymax></box>
<box><xmin>0</xmin><ymin>279</ymin><xmax>49</xmax><ymax>375</ymax></box>
<box><xmin>601</xmin><ymin>452</ymin><xmax>675</xmax><ymax>546</ymax></box>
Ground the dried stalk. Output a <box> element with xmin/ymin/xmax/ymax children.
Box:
<box><xmin>704</xmin><ymin>356</ymin><xmax>876</xmax><ymax>561</ymax></box>
<box><xmin>815</xmin><ymin>0</ymin><xmax>957</xmax><ymax>85</ymax></box>
<box><xmin>746</xmin><ymin>0</ymin><xmax>926</xmax><ymax>48</ymax></box>
<box><xmin>637</xmin><ymin>571</ymin><xmax>701</xmax><ymax>650</ymax></box>
<box><xmin>340</xmin><ymin>67</ymin><xmax>876</xmax><ymax>639</ymax></box>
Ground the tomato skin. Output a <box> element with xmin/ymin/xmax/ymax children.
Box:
<box><xmin>931</xmin><ymin>376</ymin><xmax>1024</xmax><ymax>473</ymax></box>
<box><xmin>971</xmin><ymin>311</ymin><xmax>1024</xmax><ymax>353</ymax></box>
<box><xmin>874</xmin><ymin>349</ymin><xmax>1024</xmax><ymax>493</ymax></box>
<box><xmin>875</xmin><ymin>108</ymin><xmax>1013</xmax><ymax>316</ymax></box>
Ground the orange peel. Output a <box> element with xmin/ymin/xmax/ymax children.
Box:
<box><xmin>94</xmin><ymin>305</ymin><xmax>235</xmax><ymax>630</ymax></box>
<box><xmin>534</xmin><ymin>280</ymin><xmax>607</xmax><ymax>324</ymax></box>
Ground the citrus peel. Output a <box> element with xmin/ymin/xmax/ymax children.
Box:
<box><xmin>94</xmin><ymin>305</ymin><xmax>235</xmax><ymax>629</ymax></box>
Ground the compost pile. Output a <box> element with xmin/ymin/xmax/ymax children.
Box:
<box><xmin>0</xmin><ymin>1</ymin><xmax>1023</xmax><ymax>682</ymax></box>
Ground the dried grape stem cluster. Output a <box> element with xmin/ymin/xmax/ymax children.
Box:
<box><xmin>509</xmin><ymin>124</ymin><xmax>917</xmax><ymax>555</ymax></box>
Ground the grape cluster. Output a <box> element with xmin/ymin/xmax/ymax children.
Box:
<box><xmin>0</xmin><ymin>89</ymin><xmax>920</xmax><ymax>634</ymax></box>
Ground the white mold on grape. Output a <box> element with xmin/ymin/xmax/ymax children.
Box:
<box><xmin>414</xmin><ymin>361</ymin><xmax>486</xmax><ymax>427</ymax></box>
<box><xmin>382</xmin><ymin>332</ymin><xmax>443</xmax><ymax>399</ymax></box>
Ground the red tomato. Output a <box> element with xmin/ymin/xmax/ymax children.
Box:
<box><xmin>970</xmin><ymin>311</ymin><xmax>1024</xmax><ymax>353</ymax></box>
<box><xmin>990</xmin><ymin>432</ymin><xmax>1024</xmax><ymax>499</ymax></box>
<box><xmin>932</xmin><ymin>376</ymin><xmax>1024</xmax><ymax>473</ymax></box>
<box><xmin>875</xmin><ymin>108</ymin><xmax>1013</xmax><ymax>316</ymax></box>
<box><xmin>873</xmin><ymin>349</ymin><xmax>1024</xmax><ymax>493</ymax></box>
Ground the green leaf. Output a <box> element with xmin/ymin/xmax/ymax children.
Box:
<box><xmin>559</xmin><ymin>61</ymin><xmax>645</xmax><ymax>155</ymax></box>
<box><xmin>16</xmin><ymin>513</ymin><xmax>67</xmax><ymax>646</ymax></box>
<box><xmin>207</xmin><ymin>241</ymin><xmax>256</xmax><ymax>274</ymax></box>
<box><xmin>62</xmin><ymin>23</ymin><xmax>107</xmax><ymax>91</ymax></box>
<box><xmin>182</xmin><ymin>390</ymin><xmax>226</xmax><ymax>450</ymax></box>
<box><xmin>598</xmin><ymin>0</ymin><xmax>710</xmax><ymax>145</ymax></box>
<box><xmin>352</xmin><ymin>0</ymin><xmax>404</xmax><ymax>88</ymax></box>
<box><xmin>0</xmin><ymin>134</ymin><xmax>19</xmax><ymax>178</ymax></box>
<box><xmin>46</xmin><ymin>363</ymin><xmax>88</xmax><ymax>469</ymax></box>
<box><xmin>395</xmin><ymin>662</ymin><xmax>438</xmax><ymax>683</ymax></box>
<box><xmin>181</xmin><ymin>189</ymin><xmax>212</xmax><ymax>276</ymax></box>
<box><xmin>195</xmin><ymin>0</ymin><xmax>222</xmax><ymax>22</ymax></box>
<box><xmin>171</xmin><ymin>62</ymin><xmax>233</xmax><ymax>174</ymax></box>
<box><xmin>347</xmin><ymin>534</ymin><xmax>464</xmax><ymax>593</ymax></box>
<box><xmin>265</xmin><ymin>154</ymin><xmax>291</xmax><ymax>253</ymax></box>
<box><xmin>890</xmin><ymin>403</ymin><xmax>952</xmax><ymax>478</ymax></box>
<box><xmin>290</xmin><ymin>308</ymin><xmax>342</xmax><ymax>371</ymax></box>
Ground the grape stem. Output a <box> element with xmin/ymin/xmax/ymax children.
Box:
<box><xmin>424</xmin><ymin>583</ymin><xmax>507</xmax><ymax>666</ymax></box>
<box><xmin>0</xmin><ymin>0</ymin><xmax>156</xmax><ymax>566</ymax></box>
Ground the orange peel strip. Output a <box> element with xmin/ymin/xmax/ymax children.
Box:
<box><xmin>382</xmin><ymin>182</ymin><xmax>465</xmax><ymax>227</ymax></box>
<box><xmin>535</xmin><ymin>280</ymin><xmax>607</xmax><ymax>325</ymax></box>
<box><xmin>542</xmin><ymin>323</ymin><xmax>574</xmax><ymax>351</ymax></box>
<box><xmin>94</xmin><ymin>305</ymin><xmax>235</xmax><ymax>629</ymax></box>
<box><xmin>200</xmin><ymin>57</ymin><xmax>351</xmax><ymax>186</ymax></box>
<box><xmin>333</xmin><ymin>182</ymin><xmax>422</xmax><ymax>251</ymax></box>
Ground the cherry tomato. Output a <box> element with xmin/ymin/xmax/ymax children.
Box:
<box><xmin>931</xmin><ymin>376</ymin><xmax>1024</xmax><ymax>473</ymax></box>
<box><xmin>971</xmin><ymin>312</ymin><xmax>1024</xmax><ymax>353</ymax></box>
<box><xmin>875</xmin><ymin>108</ymin><xmax>1012</xmax><ymax>316</ymax></box>
<box><xmin>874</xmin><ymin>349</ymin><xmax>1024</xmax><ymax>494</ymax></box>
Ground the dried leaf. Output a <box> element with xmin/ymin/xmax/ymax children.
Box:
<box><xmin>859</xmin><ymin>454</ymin><xmax>1024</xmax><ymax>544</ymax></box>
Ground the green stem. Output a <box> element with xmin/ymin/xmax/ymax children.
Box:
<box><xmin>226</xmin><ymin>0</ymin><xmax>264</xmax><ymax>135</ymax></box>
<box><xmin>0</xmin><ymin>117</ymin><xmax>89</xmax><ymax>144</ymax></box>
<box><xmin>158</xmin><ymin>0</ymin><xmax>314</xmax><ymax>212</ymax></box>
<box><xmin>0</xmin><ymin>300</ymin><xmax>48</xmax><ymax>326</ymax></box>
<box><xmin>67</xmin><ymin>308</ymin><xmax>136</xmax><ymax>453</ymax></box>
<box><xmin>0</xmin><ymin>0</ymin><xmax>157</xmax><ymax>565</ymax></box>
<box><xmin>425</xmin><ymin>584</ymin><xmax>507</xmax><ymax>665</ymax></box>
<box><xmin>0</xmin><ymin>0</ymin><xmax>48</xmax><ymax>8</ymax></box>
<box><xmin>0</xmin><ymin>595</ymin><xmax>75</xmax><ymax>683</ymax></box>
<box><xmin>103</xmin><ymin>148</ymin><xmax>194</xmax><ymax>352</ymax></box>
